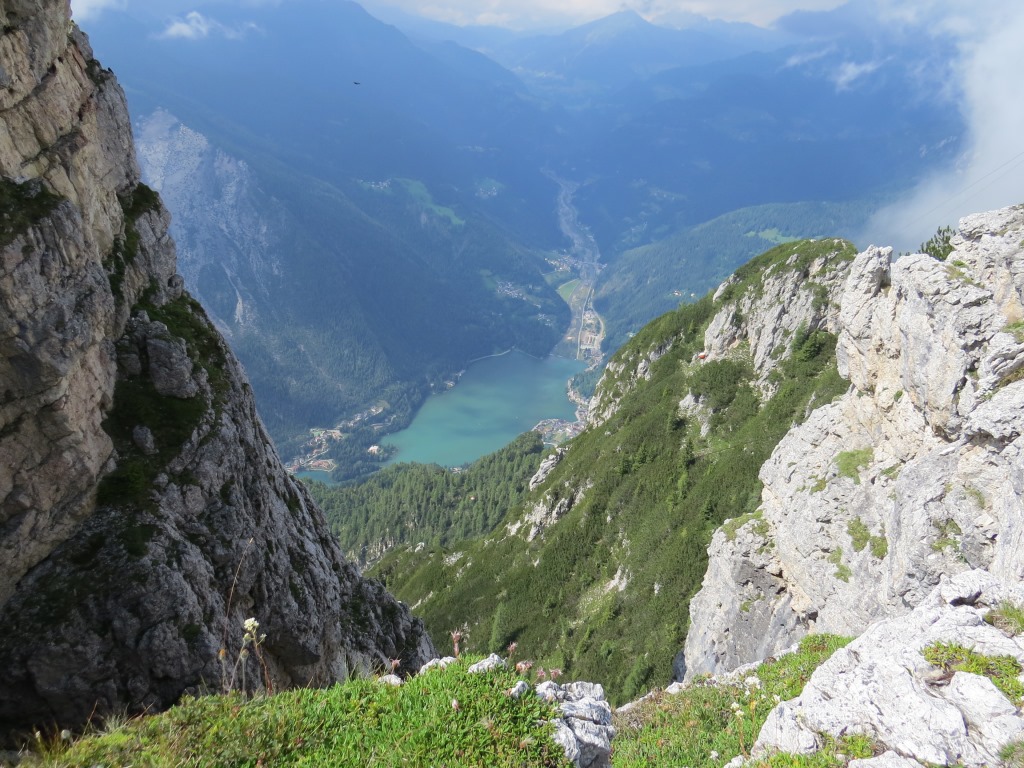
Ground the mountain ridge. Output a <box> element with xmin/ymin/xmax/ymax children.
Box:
<box><xmin>0</xmin><ymin>0</ymin><xmax>433</xmax><ymax>738</ymax></box>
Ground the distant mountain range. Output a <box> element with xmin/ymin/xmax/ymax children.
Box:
<box><xmin>82</xmin><ymin>0</ymin><xmax>966</xmax><ymax>473</ymax></box>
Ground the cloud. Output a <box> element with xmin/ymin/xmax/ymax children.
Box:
<box><xmin>365</xmin><ymin>0</ymin><xmax>847</xmax><ymax>29</ymax></box>
<box><xmin>861</xmin><ymin>1</ymin><xmax>1024</xmax><ymax>251</ymax></box>
<box><xmin>70</xmin><ymin>0</ymin><xmax>126</xmax><ymax>21</ymax></box>
<box><xmin>832</xmin><ymin>59</ymin><xmax>883</xmax><ymax>90</ymax></box>
<box><xmin>782</xmin><ymin>46</ymin><xmax>835</xmax><ymax>68</ymax></box>
<box><xmin>159</xmin><ymin>11</ymin><xmax>259</xmax><ymax>40</ymax></box>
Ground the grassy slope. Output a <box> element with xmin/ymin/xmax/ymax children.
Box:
<box><xmin>30</xmin><ymin>657</ymin><xmax>569</xmax><ymax>768</ymax></box>
<box><xmin>369</xmin><ymin>239</ymin><xmax>854</xmax><ymax>705</ymax></box>
<box><xmin>25</xmin><ymin>637</ymin><xmax>858</xmax><ymax>767</ymax></box>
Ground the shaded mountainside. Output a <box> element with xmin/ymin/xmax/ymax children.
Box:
<box><xmin>132</xmin><ymin>110</ymin><xmax>569</xmax><ymax>467</ymax></box>
<box><xmin>367</xmin><ymin>238</ymin><xmax>857</xmax><ymax>703</ymax></box>
<box><xmin>0</xmin><ymin>0</ymin><xmax>432</xmax><ymax>739</ymax></box>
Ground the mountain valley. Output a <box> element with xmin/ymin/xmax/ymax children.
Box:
<box><xmin>5</xmin><ymin>0</ymin><xmax>1024</xmax><ymax>765</ymax></box>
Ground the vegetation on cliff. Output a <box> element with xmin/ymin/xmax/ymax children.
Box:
<box><xmin>364</xmin><ymin>240</ymin><xmax>852</xmax><ymax>704</ymax></box>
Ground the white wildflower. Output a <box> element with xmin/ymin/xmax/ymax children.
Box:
<box><xmin>243</xmin><ymin>617</ymin><xmax>260</xmax><ymax>634</ymax></box>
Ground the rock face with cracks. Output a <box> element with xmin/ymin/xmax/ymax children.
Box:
<box><xmin>753</xmin><ymin>571</ymin><xmax>1024</xmax><ymax>767</ymax></box>
<box><xmin>0</xmin><ymin>0</ymin><xmax>433</xmax><ymax>739</ymax></box>
<box><xmin>685</xmin><ymin>205</ymin><xmax>1024</xmax><ymax>679</ymax></box>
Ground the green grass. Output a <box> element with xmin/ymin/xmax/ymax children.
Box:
<box><xmin>1001</xmin><ymin>738</ymin><xmax>1024</xmax><ymax>768</ymax></box>
<box><xmin>557</xmin><ymin>279</ymin><xmax>581</xmax><ymax>302</ymax></box>
<box><xmin>986</xmin><ymin>602</ymin><xmax>1024</xmax><ymax>636</ymax></box>
<box><xmin>922</xmin><ymin>642</ymin><xmax>1024</xmax><ymax>704</ymax></box>
<box><xmin>836</xmin><ymin>448</ymin><xmax>873</xmax><ymax>484</ymax></box>
<box><xmin>846</xmin><ymin>518</ymin><xmax>887</xmax><ymax>559</ymax></box>
<box><xmin>613</xmin><ymin>634</ymin><xmax>855</xmax><ymax>767</ymax></box>
<box><xmin>396</xmin><ymin>178</ymin><xmax>465</xmax><ymax>227</ymax></box>
<box><xmin>31</xmin><ymin>657</ymin><xmax>568</xmax><ymax>768</ymax></box>
<box><xmin>827</xmin><ymin>549</ymin><xmax>851</xmax><ymax>582</ymax></box>
<box><xmin>723</xmin><ymin>510</ymin><xmax>769</xmax><ymax>542</ymax></box>
<box><xmin>847</xmin><ymin>518</ymin><xmax>870</xmax><ymax>552</ymax></box>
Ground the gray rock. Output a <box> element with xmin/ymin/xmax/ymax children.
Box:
<box><xmin>468</xmin><ymin>653</ymin><xmax>506</xmax><ymax>673</ymax></box>
<box><xmin>418</xmin><ymin>656</ymin><xmax>457</xmax><ymax>674</ymax></box>
<box><xmin>132</xmin><ymin>425</ymin><xmax>157</xmax><ymax>455</ymax></box>
<box><xmin>507</xmin><ymin>680</ymin><xmax>530</xmax><ymax>698</ymax></box>
<box><xmin>377</xmin><ymin>674</ymin><xmax>402</xmax><ymax>687</ymax></box>
<box><xmin>544</xmin><ymin>679</ymin><xmax>615</xmax><ymax>768</ymax></box>
<box><xmin>529</xmin><ymin>447</ymin><xmax>566</xmax><ymax>490</ymax></box>
<box><xmin>752</xmin><ymin>572</ymin><xmax>1024</xmax><ymax>767</ymax></box>
<box><xmin>849</xmin><ymin>754</ymin><xmax>926</xmax><ymax>768</ymax></box>
<box><xmin>685</xmin><ymin>208</ymin><xmax>1024</xmax><ymax>679</ymax></box>
<box><xmin>146</xmin><ymin>335</ymin><xmax>199</xmax><ymax>398</ymax></box>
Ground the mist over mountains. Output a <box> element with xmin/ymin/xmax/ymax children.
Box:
<box><xmin>79</xmin><ymin>0</ymin><xmax>972</xmax><ymax>471</ymax></box>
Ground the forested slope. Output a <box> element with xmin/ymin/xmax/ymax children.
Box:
<box><xmin>360</xmin><ymin>239</ymin><xmax>856</xmax><ymax>703</ymax></box>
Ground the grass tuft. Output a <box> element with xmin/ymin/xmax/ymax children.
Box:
<box><xmin>922</xmin><ymin>642</ymin><xmax>1024</xmax><ymax>704</ymax></box>
<box><xmin>836</xmin><ymin>448</ymin><xmax>873</xmax><ymax>485</ymax></box>
<box><xmin>986</xmin><ymin>602</ymin><xmax>1024</xmax><ymax>636</ymax></box>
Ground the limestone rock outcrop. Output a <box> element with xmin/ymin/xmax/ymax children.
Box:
<box><xmin>685</xmin><ymin>206</ymin><xmax>1024</xmax><ymax>679</ymax></box>
<box><xmin>753</xmin><ymin>571</ymin><xmax>1024</xmax><ymax>767</ymax></box>
<box><xmin>0</xmin><ymin>0</ymin><xmax>433</xmax><ymax>738</ymax></box>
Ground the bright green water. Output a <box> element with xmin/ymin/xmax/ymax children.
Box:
<box><xmin>384</xmin><ymin>350</ymin><xmax>584</xmax><ymax>467</ymax></box>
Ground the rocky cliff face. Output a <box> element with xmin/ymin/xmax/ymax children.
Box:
<box><xmin>0</xmin><ymin>0</ymin><xmax>432</xmax><ymax>737</ymax></box>
<box><xmin>134</xmin><ymin>108</ymin><xmax>279</xmax><ymax>337</ymax></box>
<box><xmin>685</xmin><ymin>206</ymin><xmax>1024</xmax><ymax>679</ymax></box>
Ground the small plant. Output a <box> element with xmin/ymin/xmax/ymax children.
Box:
<box><xmin>827</xmin><ymin>548</ymin><xmax>851</xmax><ymax>582</ymax></box>
<box><xmin>922</xmin><ymin>641</ymin><xmax>1024</xmax><ymax>703</ymax></box>
<box><xmin>847</xmin><ymin>518</ymin><xmax>870</xmax><ymax>552</ymax></box>
<box><xmin>931</xmin><ymin>518</ymin><xmax>962</xmax><ymax>552</ymax></box>
<box><xmin>869</xmin><ymin>532</ymin><xmax>888</xmax><ymax>559</ymax></box>
<box><xmin>218</xmin><ymin>617</ymin><xmax>270</xmax><ymax>697</ymax></box>
<box><xmin>1000</xmin><ymin>738</ymin><xmax>1024</xmax><ymax>768</ymax></box>
<box><xmin>920</xmin><ymin>224</ymin><xmax>955</xmax><ymax>261</ymax></box>
<box><xmin>836</xmin><ymin>448</ymin><xmax>873</xmax><ymax>484</ymax></box>
<box><xmin>987</xmin><ymin>602</ymin><xmax>1024</xmax><ymax>636</ymax></box>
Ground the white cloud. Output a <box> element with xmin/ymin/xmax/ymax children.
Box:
<box><xmin>832</xmin><ymin>59</ymin><xmax>883</xmax><ymax>90</ymax></box>
<box><xmin>159</xmin><ymin>11</ymin><xmax>259</xmax><ymax>40</ymax></box>
<box><xmin>366</xmin><ymin>0</ymin><xmax>847</xmax><ymax>29</ymax></box>
<box><xmin>861</xmin><ymin>1</ymin><xmax>1024</xmax><ymax>251</ymax></box>
<box><xmin>70</xmin><ymin>0</ymin><xmax>126</xmax><ymax>21</ymax></box>
<box><xmin>782</xmin><ymin>46</ymin><xmax>835</xmax><ymax>69</ymax></box>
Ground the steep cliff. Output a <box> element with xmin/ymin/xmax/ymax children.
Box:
<box><xmin>685</xmin><ymin>205</ymin><xmax>1024</xmax><ymax>679</ymax></box>
<box><xmin>0</xmin><ymin>0</ymin><xmax>432</xmax><ymax>737</ymax></box>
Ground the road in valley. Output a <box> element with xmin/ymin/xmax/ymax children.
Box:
<box><xmin>546</xmin><ymin>173</ymin><xmax>605</xmax><ymax>365</ymax></box>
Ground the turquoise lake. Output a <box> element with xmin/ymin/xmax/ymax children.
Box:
<box><xmin>383</xmin><ymin>350</ymin><xmax>584</xmax><ymax>467</ymax></box>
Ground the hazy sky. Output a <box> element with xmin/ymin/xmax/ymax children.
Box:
<box><xmin>71</xmin><ymin>0</ymin><xmax>1024</xmax><ymax>248</ymax></box>
<box><xmin>71</xmin><ymin>0</ymin><xmax>846</xmax><ymax>28</ymax></box>
<box><xmin>861</xmin><ymin>0</ymin><xmax>1024</xmax><ymax>250</ymax></box>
